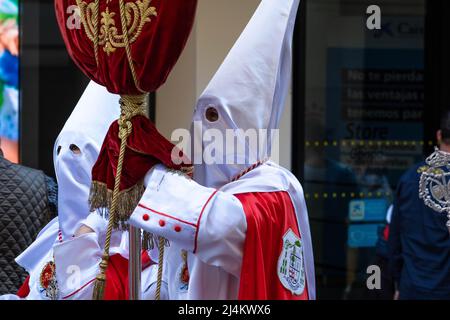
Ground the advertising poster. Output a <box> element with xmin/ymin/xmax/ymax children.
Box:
<box><xmin>325</xmin><ymin>16</ymin><xmax>425</xmax><ymax>250</ymax></box>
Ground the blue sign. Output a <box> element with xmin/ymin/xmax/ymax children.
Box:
<box><xmin>348</xmin><ymin>224</ymin><xmax>384</xmax><ymax>248</ymax></box>
<box><xmin>349</xmin><ymin>199</ymin><xmax>388</xmax><ymax>222</ymax></box>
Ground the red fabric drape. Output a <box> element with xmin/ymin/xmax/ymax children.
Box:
<box><xmin>92</xmin><ymin>116</ymin><xmax>189</xmax><ymax>192</ymax></box>
<box><xmin>236</xmin><ymin>191</ymin><xmax>309</xmax><ymax>300</ymax></box>
<box><xmin>55</xmin><ymin>0</ymin><xmax>196</xmax><ymax>200</ymax></box>
<box><xmin>103</xmin><ymin>251</ymin><xmax>154</xmax><ymax>300</ymax></box>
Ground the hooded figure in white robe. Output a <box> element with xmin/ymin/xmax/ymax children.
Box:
<box><xmin>129</xmin><ymin>0</ymin><xmax>315</xmax><ymax>300</ymax></box>
<box><xmin>0</xmin><ymin>82</ymin><xmax>158</xmax><ymax>300</ymax></box>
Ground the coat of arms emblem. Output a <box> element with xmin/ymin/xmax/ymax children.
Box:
<box><xmin>419</xmin><ymin>147</ymin><xmax>450</xmax><ymax>233</ymax></box>
<box><xmin>39</xmin><ymin>260</ymin><xmax>59</xmax><ymax>300</ymax></box>
<box><xmin>277</xmin><ymin>228</ymin><xmax>305</xmax><ymax>295</ymax></box>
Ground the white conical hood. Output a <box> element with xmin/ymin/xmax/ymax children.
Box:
<box><xmin>192</xmin><ymin>0</ymin><xmax>300</xmax><ymax>188</ymax></box>
<box><xmin>54</xmin><ymin>81</ymin><xmax>120</xmax><ymax>239</ymax></box>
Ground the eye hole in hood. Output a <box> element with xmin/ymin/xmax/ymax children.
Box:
<box><xmin>69</xmin><ymin>144</ymin><xmax>81</xmax><ymax>155</ymax></box>
<box><xmin>205</xmin><ymin>106</ymin><xmax>219</xmax><ymax>123</ymax></box>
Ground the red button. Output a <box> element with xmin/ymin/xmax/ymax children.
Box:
<box><xmin>174</xmin><ymin>225</ymin><xmax>182</xmax><ymax>233</ymax></box>
<box><xmin>159</xmin><ymin>220</ymin><xmax>166</xmax><ymax>227</ymax></box>
<box><xmin>142</xmin><ymin>214</ymin><xmax>150</xmax><ymax>221</ymax></box>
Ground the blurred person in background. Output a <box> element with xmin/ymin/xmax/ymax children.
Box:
<box><xmin>0</xmin><ymin>139</ymin><xmax>57</xmax><ymax>295</ymax></box>
<box><xmin>388</xmin><ymin>110</ymin><xmax>450</xmax><ymax>300</ymax></box>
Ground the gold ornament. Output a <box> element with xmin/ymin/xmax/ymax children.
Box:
<box><xmin>77</xmin><ymin>0</ymin><xmax>157</xmax><ymax>56</ymax></box>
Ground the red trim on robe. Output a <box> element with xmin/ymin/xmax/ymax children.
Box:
<box><xmin>16</xmin><ymin>276</ymin><xmax>30</xmax><ymax>298</ymax></box>
<box><xmin>193</xmin><ymin>190</ymin><xmax>219</xmax><ymax>253</ymax></box>
<box><xmin>62</xmin><ymin>278</ymin><xmax>96</xmax><ymax>299</ymax></box>
<box><xmin>235</xmin><ymin>191</ymin><xmax>309</xmax><ymax>300</ymax></box>
<box><xmin>138</xmin><ymin>203</ymin><xmax>197</xmax><ymax>228</ymax></box>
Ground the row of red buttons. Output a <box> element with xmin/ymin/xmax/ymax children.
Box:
<box><xmin>142</xmin><ymin>214</ymin><xmax>182</xmax><ymax>233</ymax></box>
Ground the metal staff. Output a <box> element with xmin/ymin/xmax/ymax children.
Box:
<box><xmin>129</xmin><ymin>226</ymin><xmax>142</xmax><ymax>300</ymax></box>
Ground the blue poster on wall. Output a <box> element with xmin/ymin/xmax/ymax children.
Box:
<box><xmin>326</xmin><ymin>45</ymin><xmax>424</xmax><ymax>248</ymax></box>
<box><xmin>326</xmin><ymin>47</ymin><xmax>424</xmax><ymax>187</ymax></box>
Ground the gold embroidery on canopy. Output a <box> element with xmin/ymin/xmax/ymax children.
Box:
<box><xmin>76</xmin><ymin>0</ymin><xmax>157</xmax><ymax>56</ymax></box>
<box><xmin>75</xmin><ymin>0</ymin><xmax>157</xmax><ymax>92</ymax></box>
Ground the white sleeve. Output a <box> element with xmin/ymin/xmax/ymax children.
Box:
<box><xmin>53</xmin><ymin>233</ymin><xmax>102</xmax><ymax>300</ymax></box>
<box><xmin>129</xmin><ymin>165</ymin><xmax>247</xmax><ymax>277</ymax></box>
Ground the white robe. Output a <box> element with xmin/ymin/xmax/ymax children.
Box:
<box><xmin>130</xmin><ymin>161</ymin><xmax>315</xmax><ymax>300</ymax></box>
<box><xmin>1</xmin><ymin>215</ymin><xmax>159</xmax><ymax>300</ymax></box>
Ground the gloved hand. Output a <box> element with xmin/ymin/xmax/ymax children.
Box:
<box><xmin>74</xmin><ymin>213</ymin><xmax>108</xmax><ymax>238</ymax></box>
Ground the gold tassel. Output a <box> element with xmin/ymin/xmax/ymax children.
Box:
<box><xmin>92</xmin><ymin>254</ymin><xmax>109</xmax><ymax>300</ymax></box>
<box><xmin>92</xmin><ymin>94</ymin><xmax>148</xmax><ymax>300</ymax></box>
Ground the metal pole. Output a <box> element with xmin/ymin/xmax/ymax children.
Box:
<box><xmin>128</xmin><ymin>225</ymin><xmax>142</xmax><ymax>300</ymax></box>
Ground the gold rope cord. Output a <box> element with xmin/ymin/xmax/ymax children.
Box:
<box><xmin>74</xmin><ymin>0</ymin><xmax>164</xmax><ymax>300</ymax></box>
<box><xmin>92</xmin><ymin>94</ymin><xmax>148</xmax><ymax>300</ymax></box>
<box><xmin>155</xmin><ymin>236</ymin><xmax>165</xmax><ymax>300</ymax></box>
<box><xmin>75</xmin><ymin>0</ymin><xmax>99</xmax><ymax>65</ymax></box>
<box><xmin>117</xmin><ymin>1</ymin><xmax>165</xmax><ymax>300</ymax></box>
<box><xmin>76</xmin><ymin>0</ymin><xmax>156</xmax><ymax>92</ymax></box>
<box><xmin>118</xmin><ymin>0</ymin><xmax>145</xmax><ymax>93</ymax></box>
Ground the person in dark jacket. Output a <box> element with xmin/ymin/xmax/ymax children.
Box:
<box><xmin>388</xmin><ymin>112</ymin><xmax>450</xmax><ymax>300</ymax></box>
<box><xmin>0</xmin><ymin>143</ymin><xmax>57</xmax><ymax>294</ymax></box>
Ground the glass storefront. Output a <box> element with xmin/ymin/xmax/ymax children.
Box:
<box><xmin>295</xmin><ymin>0</ymin><xmax>426</xmax><ymax>299</ymax></box>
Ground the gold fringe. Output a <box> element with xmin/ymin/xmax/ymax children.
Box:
<box><xmin>142</xmin><ymin>231</ymin><xmax>155</xmax><ymax>251</ymax></box>
<box><xmin>181</xmin><ymin>166</ymin><xmax>194</xmax><ymax>178</ymax></box>
<box><xmin>92</xmin><ymin>274</ymin><xmax>106</xmax><ymax>300</ymax></box>
<box><xmin>89</xmin><ymin>180</ymin><xmax>145</xmax><ymax>230</ymax></box>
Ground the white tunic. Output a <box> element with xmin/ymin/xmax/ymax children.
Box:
<box><xmin>1</xmin><ymin>215</ymin><xmax>158</xmax><ymax>300</ymax></box>
<box><xmin>129</xmin><ymin>161</ymin><xmax>316</xmax><ymax>300</ymax></box>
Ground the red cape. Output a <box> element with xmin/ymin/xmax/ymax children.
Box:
<box><xmin>236</xmin><ymin>191</ymin><xmax>309</xmax><ymax>300</ymax></box>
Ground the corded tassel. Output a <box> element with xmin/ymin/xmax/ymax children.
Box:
<box><xmin>91</xmin><ymin>94</ymin><xmax>147</xmax><ymax>300</ymax></box>
<box><xmin>92</xmin><ymin>254</ymin><xmax>109</xmax><ymax>300</ymax></box>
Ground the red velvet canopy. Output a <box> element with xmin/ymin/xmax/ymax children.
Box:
<box><xmin>55</xmin><ymin>0</ymin><xmax>196</xmax><ymax>299</ymax></box>
<box><xmin>55</xmin><ymin>0</ymin><xmax>198</xmax><ymax>94</ymax></box>
<box><xmin>55</xmin><ymin>0</ymin><xmax>196</xmax><ymax>226</ymax></box>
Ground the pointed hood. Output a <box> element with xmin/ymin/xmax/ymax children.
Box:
<box><xmin>192</xmin><ymin>0</ymin><xmax>300</xmax><ymax>188</ymax></box>
<box><xmin>15</xmin><ymin>81</ymin><xmax>121</xmax><ymax>273</ymax></box>
<box><xmin>54</xmin><ymin>81</ymin><xmax>120</xmax><ymax>239</ymax></box>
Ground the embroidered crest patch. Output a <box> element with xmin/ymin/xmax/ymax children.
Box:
<box><xmin>277</xmin><ymin>228</ymin><xmax>306</xmax><ymax>295</ymax></box>
<box><xmin>39</xmin><ymin>261</ymin><xmax>59</xmax><ymax>300</ymax></box>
